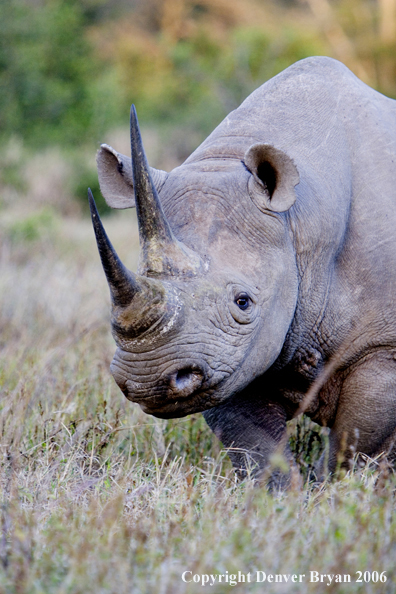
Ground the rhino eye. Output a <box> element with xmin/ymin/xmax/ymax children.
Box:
<box><xmin>235</xmin><ymin>293</ymin><xmax>251</xmax><ymax>310</ymax></box>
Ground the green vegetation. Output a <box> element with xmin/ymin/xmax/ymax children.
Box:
<box><xmin>0</xmin><ymin>0</ymin><xmax>126</xmax><ymax>147</ymax></box>
<box><xmin>2</xmin><ymin>0</ymin><xmax>396</xmax><ymax>216</ymax></box>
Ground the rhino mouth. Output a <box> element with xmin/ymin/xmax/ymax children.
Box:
<box><xmin>123</xmin><ymin>371</ymin><xmax>220</xmax><ymax>411</ymax></box>
<box><xmin>134</xmin><ymin>385</ymin><xmax>221</xmax><ymax>418</ymax></box>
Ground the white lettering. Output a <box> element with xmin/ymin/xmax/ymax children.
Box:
<box><xmin>256</xmin><ymin>571</ymin><xmax>266</xmax><ymax>582</ymax></box>
<box><xmin>310</xmin><ymin>571</ymin><xmax>319</xmax><ymax>582</ymax></box>
<box><xmin>181</xmin><ymin>571</ymin><xmax>313</xmax><ymax>586</ymax></box>
<box><xmin>182</xmin><ymin>571</ymin><xmax>192</xmax><ymax>583</ymax></box>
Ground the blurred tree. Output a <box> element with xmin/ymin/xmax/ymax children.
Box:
<box><xmin>301</xmin><ymin>0</ymin><xmax>370</xmax><ymax>81</ymax></box>
<box><xmin>94</xmin><ymin>0</ymin><xmax>329</xmax><ymax>160</ymax></box>
<box><xmin>379</xmin><ymin>0</ymin><xmax>396</xmax><ymax>42</ymax></box>
<box><xmin>304</xmin><ymin>0</ymin><xmax>396</xmax><ymax>98</ymax></box>
<box><xmin>0</xmin><ymin>0</ymin><xmax>123</xmax><ymax>147</ymax></box>
<box><xmin>377</xmin><ymin>0</ymin><xmax>396</xmax><ymax>95</ymax></box>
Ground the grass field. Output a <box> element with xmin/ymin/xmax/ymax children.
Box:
<box><xmin>1</xmin><ymin>201</ymin><xmax>395</xmax><ymax>593</ymax></box>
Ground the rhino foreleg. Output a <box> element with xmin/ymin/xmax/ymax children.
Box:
<box><xmin>203</xmin><ymin>392</ymin><xmax>293</xmax><ymax>488</ymax></box>
<box><xmin>318</xmin><ymin>351</ymin><xmax>396</xmax><ymax>475</ymax></box>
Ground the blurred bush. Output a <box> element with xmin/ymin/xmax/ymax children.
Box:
<box><xmin>5</xmin><ymin>207</ymin><xmax>57</xmax><ymax>242</ymax></box>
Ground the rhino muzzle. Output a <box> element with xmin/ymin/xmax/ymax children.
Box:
<box><xmin>110</xmin><ymin>348</ymin><xmax>210</xmax><ymax>418</ymax></box>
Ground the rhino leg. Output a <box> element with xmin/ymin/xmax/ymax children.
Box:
<box><xmin>323</xmin><ymin>351</ymin><xmax>396</xmax><ymax>474</ymax></box>
<box><xmin>203</xmin><ymin>391</ymin><xmax>294</xmax><ymax>488</ymax></box>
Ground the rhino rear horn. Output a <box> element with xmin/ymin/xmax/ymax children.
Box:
<box><xmin>96</xmin><ymin>144</ymin><xmax>168</xmax><ymax>210</ymax></box>
<box><xmin>130</xmin><ymin>105</ymin><xmax>202</xmax><ymax>277</ymax></box>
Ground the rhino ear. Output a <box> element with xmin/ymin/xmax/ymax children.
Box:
<box><xmin>244</xmin><ymin>143</ymin><xmax>299</xmax><ymax>213</ymax></box>
<box><xmin>96</xmin><ymin>144</ymin><xmax>168</xmax><ymax>209</ymax></box>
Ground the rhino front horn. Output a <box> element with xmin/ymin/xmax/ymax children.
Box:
<box><xmin>130</xmin><ymin>105</ymin><xmax>202</xmax><ymax>277</ymax></box>
<box><xmin>89</xmin><ymin>189</ymin><xmax>183</xmax><ymax>340</ymax></box>
<box><xmin>88</xmin><ymin>188</ymin><xmax>140</xmax><ymax>307</ymax></box>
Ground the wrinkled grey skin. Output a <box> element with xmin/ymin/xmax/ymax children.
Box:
<box><xmin>93</xmin><ymin>57</ymin><xmax>396</xmax><ymax>483</ymax></box>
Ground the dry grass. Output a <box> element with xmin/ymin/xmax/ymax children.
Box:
<box><xmin>0</xmin><ymin>200</ymin><xmax>396</xmax><ymax>593</ymax></box>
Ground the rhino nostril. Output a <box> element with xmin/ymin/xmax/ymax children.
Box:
<box><xmin>170</xmin><ymin>367</ymin><xmax>204</xmax><ymax>395</ymax></box>
<box><xmin>176</xmin><ymin>368</ymin><xmax>194</xmax><ymax>388</ymax></box>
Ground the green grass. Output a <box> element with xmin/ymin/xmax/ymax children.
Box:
<box><xmin>0</xmin><ymin>205</ymin><xmax>395</xmax><ymax>593</ymax></box>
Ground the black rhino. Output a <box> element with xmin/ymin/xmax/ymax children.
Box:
<box><xmin>90</xmin><ymin>56</ymin><xmax>396</xmax><ymax>481</ymax></box>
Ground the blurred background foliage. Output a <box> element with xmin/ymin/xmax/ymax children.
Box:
<box><xmin>0</xmin><ymin>0</ymin><xmax>396</xmax><ymax>215</ymax></box>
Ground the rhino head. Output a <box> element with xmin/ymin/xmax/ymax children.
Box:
<box><xmin>90</xmin><ymin>106</ymin><xmax>300</xmax><ymax>419</ymax></box>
